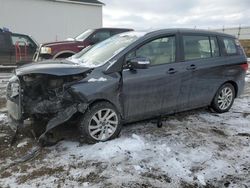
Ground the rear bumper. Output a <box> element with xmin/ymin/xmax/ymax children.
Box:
<box><xmin>236</xmin><ymin>72</ymin><xmax>247</xmax><ymax>97</ymax></box>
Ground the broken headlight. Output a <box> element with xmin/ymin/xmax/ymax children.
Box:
<box><xmin>7</xmin><ymin>75</ymin><xmax>20</xmax><ymax>98</ymax></box>
<box><xmin>10</xmin><ymin>83</ymin><xmax>19</xmax><ymax>98</ymax></box>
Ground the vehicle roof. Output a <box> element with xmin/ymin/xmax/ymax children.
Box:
<box><xmin>95</xmin><ymin>28</ymin><xmax>133</xmax><ymax>31</ymax></box>
<box><xmin>66</xmin><ymin>0</ymin><xmax>104</xmax><ymax>5</ymax></box>
<box><xmin>0</xmin><ymin>29</ymin><xmax>30</xmax><ymax>37</ymax></box>
<box><xmin>146</xmin><ymin>28</ymin><xmax>236</xmax><ymax>38</ymax></box>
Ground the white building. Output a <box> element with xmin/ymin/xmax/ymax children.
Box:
<box><xmin>0</xmin><ymin>0</ymin><xmax>104</xmax><ymax>43</ymax></box>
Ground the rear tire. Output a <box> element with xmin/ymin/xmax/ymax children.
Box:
<box><xmin>211</xmin><ymin>83</ymin><xmax>235</xmax><ymax>113</ymax></box>
<box><xmin>79</xmin><ymin>102</ymin><xmax>122</xmax><ymax>144</ymax></box>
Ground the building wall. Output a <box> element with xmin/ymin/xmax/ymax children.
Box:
<box><xmin>0</xmin><ymin>0</ymin><xmax>102</xmax><ymax>43</ymax></box>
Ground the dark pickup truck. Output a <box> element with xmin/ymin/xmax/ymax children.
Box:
<box><xmin>0</xmin><ymin>28</ymin><xmax>38</xmax><ymax>66</ymax></box>
<box><xmin>34</xmin><ymin>28</ymin><xmax>133</xmax><ymax>61</ymax></box>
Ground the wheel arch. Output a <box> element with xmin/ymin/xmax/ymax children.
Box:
<box><xmin>53</xmin><ymin>50</ymin><xmax>75</xmax><ymax>59</ymax></box>
<box><xmin>211</xmin><ymin>80</ymin><xmax>239</xmax><ymax>105</ymax></box>
<box><xmin>88</xmin><ymin>99</ymin><xmax>123</xmax><ymax>118</ymax></box>
<box><xmin>224</xmin><ymin>80</ymin><xmax>238</xmax><ymax>98</ymax></box>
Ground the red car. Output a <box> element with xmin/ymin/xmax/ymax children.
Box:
<box><xmin>34</xmin><ymin>28</ymin><xmax>133</xmax><ymax>61</ymax></box>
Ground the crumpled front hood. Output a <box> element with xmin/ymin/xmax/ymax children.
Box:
<box><xmin>15</xmin><ymin>60</ymin><xmax>93</xmax><ymax>76</ymax></box>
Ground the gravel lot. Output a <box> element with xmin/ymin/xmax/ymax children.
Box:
<box><xmin>0</xmin><ymin>68</ymin><xmax>249</xmax><ymax>188</ymax></box>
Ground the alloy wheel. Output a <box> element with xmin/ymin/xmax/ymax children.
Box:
<box><xmin>88</xmin><ymin>108</ymin><xmax>118</xmax><ymax>141</ymax></box>
<box><xmin>217</xmin><ymin>87</ymin><xmax>233</xmax><ymax>110</ymax></box>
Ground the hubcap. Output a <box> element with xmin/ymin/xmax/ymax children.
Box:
<box><xmin>217</xmin><ymin>87</ymin><xmax>233</xmax><ymax>110</ymax></box>
<box><xmin>88</xmin><ymin>108</ymin><xmax>118</xmax><ymax>141</ymax></box>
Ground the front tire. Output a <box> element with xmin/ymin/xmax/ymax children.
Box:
<box><xmin>79</xmin><ymin>102</ymin><xmax>122</xmax><ymax>144</ymax></box>
<box><xmin>211</xmin><ymin>83</ymin><xmax>235</xmax><ymax>113</ymax></box>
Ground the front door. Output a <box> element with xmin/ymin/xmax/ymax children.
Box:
<box><xmin>122</xmin><ymin>35</ymin><xmax>183</xmax><ymax>121</ymax></box>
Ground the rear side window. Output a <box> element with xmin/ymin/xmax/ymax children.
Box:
<box><xmin>183</xmin><ymin>35</ymin><xmax>219</xmax><ymax>61</ymax></box>
<box><xmin>223</xmin><ymin>38</ymin><xmax>237</xmax><ymax>55</ymax></box>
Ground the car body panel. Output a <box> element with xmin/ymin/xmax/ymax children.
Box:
<box><xmin>6</xmin><ymin>28</ymin><xmax>248</xmax><ymax>142</ymax></box>
<box><xmin>122</xmin><ymin>64</ymin><xmax>183</xmax><ymax>121</ymax></box>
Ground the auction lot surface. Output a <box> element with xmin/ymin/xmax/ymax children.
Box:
<box><xmin>0</xmin><ymin>68</ymin><xmax>250</xmax><ymax>188</ymax></box>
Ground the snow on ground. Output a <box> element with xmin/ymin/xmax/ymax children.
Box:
<box><xmin>0</xmin><ymin>69</ymin><xmax>250</xmax><ymax>188</ymax></box>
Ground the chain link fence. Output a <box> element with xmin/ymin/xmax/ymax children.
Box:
<box><xmin>213</xmin><ymin>26</ymin><xmax>250</xmax><ymax>57</ymax></box>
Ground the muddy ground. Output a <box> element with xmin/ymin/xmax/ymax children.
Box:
<box><xmin>0</xmin><ymin>70</ymin><xmax>250</xmax><ymax>188</ymax></box>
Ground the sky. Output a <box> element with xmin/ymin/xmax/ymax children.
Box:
<box><xmin>101</xmin><ymin>0</ymin><xmax>250</xmax><ymax>30</ymax></box>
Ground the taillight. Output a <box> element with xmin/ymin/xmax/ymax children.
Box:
<box><xmin>240</xmin><ymin>63</ymin><xmax>249</xmax><ymax>71</ymax></box>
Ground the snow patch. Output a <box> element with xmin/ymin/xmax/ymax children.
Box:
<box><xmin>0</xmin><ymin>133</ymin><xmax>7</xmax><ymax>138</ymax></box>
<box><xmin>197</xmin><ymin>174</ymin><xmax>206</xmax><ymax>185</ymax></box>
<box><xmin>0</xmin><ymin>113</ymin><xmax>7</xmax><ymax>122</ymax></box>
<box><xmin>88</xmin><ymin>77</ymin><xmax>107</xmax><ymax>82</ymax></box>
<box><xmin>17</xmin><ymin>140</ymin><xmax>28</xmax><ymax>148</ymax></box>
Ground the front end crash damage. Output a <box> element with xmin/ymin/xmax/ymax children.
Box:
<box><xmin>7</xmin><ymin>71</ymin><xmax>91</xmax><ymax>146</ymax></box>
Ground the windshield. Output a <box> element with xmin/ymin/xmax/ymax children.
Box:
<box><xmin>75</xmin><ymin>29</ymin><xmax>93</xmax><ymax>41</ymax></box>
<box><xmin>70</xmin><ymin>32</ymin><xmax>144</xmax><ymax>68</ymax></box>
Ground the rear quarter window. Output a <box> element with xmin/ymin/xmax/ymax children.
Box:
<box><xmin>223</xmin><ymin>38</ymin><xmax>238</xmax><ymax>55</ymax></box>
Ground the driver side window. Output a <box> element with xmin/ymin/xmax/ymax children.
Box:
<box><xmin>126</xmin><ymin>36</ymin><xmax>176</xmax><ymax>66</ymax></box>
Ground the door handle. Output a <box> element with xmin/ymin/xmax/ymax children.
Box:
<box><xmin>167</xmin><ymin>68</ymin><xmax>177</xmax><ymax>74</ymax></box>
<box><xmin>186</xmin><ymin>64</ymin><xmax>197</xmax><ymax>70</ymax></box>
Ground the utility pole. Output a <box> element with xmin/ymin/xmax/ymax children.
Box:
<box><xmin>238</xmin><ymin>24</ymin><xmax>241</xmax><ymax>39</ymax></box>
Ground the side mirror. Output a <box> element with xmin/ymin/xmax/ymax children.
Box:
<box><xmin>127</xmin><ymin>57</ymin><xmax>150</xmax><ymax>69</ymax></box>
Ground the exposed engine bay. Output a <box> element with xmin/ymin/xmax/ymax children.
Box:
<box><xmin>21</xmin><ymin>73</ymin><xmax>85</xmax><ymax>116</ymax></box>
<box><xmin>7</xmin><ymin>71</ymin><xmax>91</xmax><ymax>146</ymax></box>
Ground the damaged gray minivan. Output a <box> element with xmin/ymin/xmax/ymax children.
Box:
<box><xmin>7</xmin><ymin>29</ymin><xmax>248</xmax><ymax>144</ymax></box>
